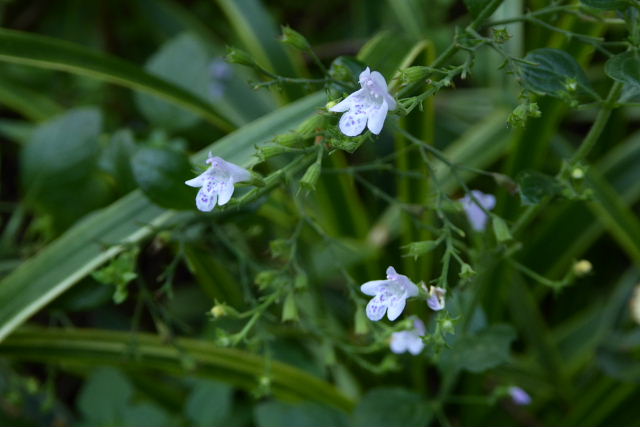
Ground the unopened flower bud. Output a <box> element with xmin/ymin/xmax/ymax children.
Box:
<box><xmin>281</xmin><ymin>293</ymin><xmax>299</xmax><ymax>322</ymax></box>
<box><xmin>280</xmin><ymin>26</ymin><xmax>310</xmax><ymax>51</ymax></box>
<box><xmin>225</xmin><ymin>46</ymin><xmax>254</xmax><ymax>67</ymax></box>
<box><xmin>296</xmin><ymin>114</ymin><xmax>326</xmax><ymax>138</ymax></box>
<box><xmin>257</xmin><ymin>144</ymin><xmax>296</xmax><ymax>161</ymax></box>
<box><xmin>572</xmin><ymin>167</ymin><xmax>585</xmax><ymax>179</ymax></box>
<box><xmin>401</xmin><ymin>66</ymin><xmax>431</xmax><ymax>84</ymax></box>
<box><xmin>273</xmin><ymin>132</ymin><xmax>303</xmax><ymax>147</ymax></box>
<box><xmin>573</xmin><ymin>259</ymin><xmax>592</xmax><ymax>276</ymax></box>
<box><xmin>300</xmin><ymin>161</ymin><xmax>321</xmax><ymax>192</ymax></box>
<box><xmin>210</xmin><ymin>304</ymin><xmax>227</xmax><ymax>318</ymax></box>
<box><xmin>630</xmin><ymin>284</ymin><xmax>640</xmax><ymax>325</ymax></box>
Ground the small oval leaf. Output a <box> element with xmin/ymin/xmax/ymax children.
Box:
<box><xmin>522</xmin><ymin>48</ymin><xmax>592</xmax><ymax>98</ymax></box>
<box><xmin>605</xmin><ymin>51</ymin><xmax>640</xmax><ymax>90</ymax></box>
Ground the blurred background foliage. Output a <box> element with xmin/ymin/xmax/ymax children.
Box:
<box><xmin>0</xmin><ymin>0</ymin><xmax>639</xmax><ymax>426</ymax></box>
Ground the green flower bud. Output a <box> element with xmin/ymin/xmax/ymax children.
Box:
<box><xmin>300</xmin><ymin>161</ymin><xmax>321</xmax><ymax>192</ymax></box>
<box><xmin>280</xmin><ymin>26</ymin><xmax>310</xmax><ymax>51</ymax></box>
<box><xmin>573</xmin><ymin>259</ymin><xmax>592</xmax><ymax>276</ymax></box>
<box><xmin>296</xmin><ymin>114</ymin><xmax>326</xmax><ymax>138</ymax></box>
<box><xmin>402</xmin><ymin>240</ymin><xmax>439</xmax><ymax>260</ymax></box>
<box><xmin>492</xmin><ymin>216</ymin><xmax>513</xmax><ymax>243</ymax></box>
<box><xmin>257</xmin><ymin>144</ymin><xmax>297</xmax><ymax>161</ymax></box>
<box><xmin>273</xmin><ymin>132</ymin><xmax>303</xmax><ymax>147</ymax></box>
<box><xmin>225</xmin><ymin>46</ymin><xmax>254</xmax><ymax>67</ymax></box>
<box><xmin>400</xmin><ymin>66</ymin><xmax>431</xmax><ymax>84</ymax></box>
<box><xmin>281</xmin><ymin>293</ymin><xmax>299</xmax><ymax>322</ymax></box>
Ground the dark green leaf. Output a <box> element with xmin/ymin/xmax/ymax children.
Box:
<box><xmin>517</xmin><ymin>170</ymin><xmax>562</xmax><ymax>206</ymax></box>
<box><xmin>131</xmin><ymin>146</ymin><xmax>195</xmax><ymax>210</ymax></box>
<box><xmin>255</xmin><ymin>401</ymin><xmax>348</xmax><ymax>427</ymax></box>
<box><xmin>352</xmin><ymin>388</ymin><xmax>431</xmax><ymax>427</ymax></box>
<box><xmin>186</xmin><ymin>380</ymin><xmax>234</xmax><ymax>426</ymax></box>
<box><xmin>439</xmin><ymin>324</ymin><xmax>516</xmax><ymax>373</ymax></box>
<box><xmin>99</xmin><ymin>129</ymin><xmax>138</xmax><ymax>193</ymax></box>
<box><xmin>522</xmin><ymin>48</ymin><xmax>592</xmax><ymax>98</ymax></box>
<box><xmin>78</xmin><ymin>367</ymin><xmax>133</xmax><ymax>425</ymax></box>
<box><xmin>605</xmin><ymin>51</ymin><xmax>640</xmax><ymax>91</ymax></box>
<box><xmin>20</xmin><ymin>108</ymin><xmax>111</xmax><ymax>230</ymax></box>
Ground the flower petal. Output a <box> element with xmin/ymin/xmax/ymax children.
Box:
<box><xmin>366</xmin><ymin>100</ymin><xmax>389</xmax><ymax>135</ymax></box>
<box><xmin>390</xmin><ymin>331</ymin><xmax>409</xmax><ymax>354</ymax></box>
<box><xmin>427</xmin><ymin>294</ymin><xmax>444</xmax><ymax>311</ymax></box>
<box><xmin>365</xmin><ymin>295</ymin><xmax>387</xmax><ymax>321</ymax></box>
<box><xmin>360</xmin><ymin>280</ymin><xmax>389</xmax><ymax>296</ymax></box>
<box><xmin>358</xmin><ymin>67</ymin><xmax>371</xmax><ymax>84</ymax></box>
<box><xmin>407</xmin><ymin>334</ymin><xmax>425</xmax><ymax>355</ymax></box>
<box><xmin>216</xmin><ymin>177</ymin><xmax>235</xmax><ymax>206</ymax></box>
<box><xmin>386</xmin><ymin>296</ymin><xmax>406</xmax><ymax>321</ymax></box>
<box><xmin>195</xmin><ymin>180</ymin><xmax>218</xmax><ymax>212</ymax></box>
<box><xmin>329</xmin><ymin>89</ymin><xmax>365</xmax><ymax>113</ymax></box>
<box><xmin>413</xmin><ymin>317</ymin><xmax>426</xmax><ymax>336</ymax></box>
<box><xmin>185</xmin><ymin>172</ymin><xmax>207</xmax><ymax>187</ymax></box>
<box><xmin>370</xmin><ymin>70</ymin><xmax>389</xmax><ymax>92</ymax></box>
<box><xmin>338</xmin><ymin>105</ymin><xmax>368</xmax><ymax>136</ymax></box>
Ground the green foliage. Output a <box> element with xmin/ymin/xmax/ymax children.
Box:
<box><xmin>186</xmin><ymin>379</ymin><xmax>234</xmax><ymax>426</ymax></box>
<box><xmin>352</xmin><ymin>388</ymin><xmax>432</xmax><ymax>427</ymax></box>
<box><xmin>605</xmin><ymin>51</ymin><xmax>640</xmax><ymax>91</ymax></box>
<box><xmin>517</xmin><ymin>170</ymin><xmax>562</xmax><ymax>205</ymax></box>
<box><xmin>439</xmin><ymin>325</ymin><xmax>516</xmax><ymax>373</ymax></box>
<box><xmin>92</xmin><ymin>247</ymin><xmax>139</xmax><ymax>304</ymax></box>
<box><xmin>132</xmin><ymin>146</ymin><xmax>194</xmax><ymax>210</ymax></box>
<box><xmin>522</xmin><ymin>48</ymin><xmax>592</xmax><ymax>100</ymax></box>
<box><xmin>255</xmin><ymin>401</ymin><xmax>349</xmax><ymax>427</ymax></box>
<box><xmin>580</xmin><ymin>0</ymin><xmax>631</xmax><ymax>9</ymax></box>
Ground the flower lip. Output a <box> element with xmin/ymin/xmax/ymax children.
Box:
<box><xmin>360</xmin><ymin>266</ymin><xmax>419</xmax><ymax>321</ymax></box>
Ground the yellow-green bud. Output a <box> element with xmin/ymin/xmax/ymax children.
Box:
<box><xmin>257</xmin><ymin>144</ymin><xmax>296</xmax><ymax>161</ymax></box>
<box><xmin>325</xmin><ymin>100</ymin><xmax>338</xmax><ymax>110</ymax></box>
<box><xmin>573</xmin><ymin>259</ymin><xmax>592</xmax><ymax>276</ymax></box>
<box><xmin>225</xmin><ymin>46</ymin><xmax>254</xmax><ymax>67</ymax></box>
<box><xmin>401</xmin><ymin>66</ymin><xmax>431</xmax><ymax>84</ymax></box>
<box><xmin>273</xmin><ymin>132</ymin><xmax>302</xmax><ymax>147</ymax></box>
<box><xmin>492</xmin><ymin>216</ymin><xmax>512</xmax><ymax>243</ymax></box>
<box><xmin>300</xmin><ymin>161</ymin><xmax>321</xmax><ymax>192</ymax></box>
<box><xmin>281</xmin><ymin>293</ymin><xmax>299</xmax><ymax>322</ymax></box>
<box><xmin>210</xmin><ymin>304</ymin><xmax>227</xmax><ymax>318</ymax></box>
<box><xmin>280</xmin><ymin>26</ymin><xmax>310</xmax><ymax>51</ymax></box>
<box><xmin>572</xmin><ymin>167</ymin><xmax>585</xmax><ymax>179</ymax></box>
<box><xmin>296</xmin><ymin>114</ymin><xmax>326</xmax><ymax>138</ymax></box>
<box><xmin>402</xmin><ymin>240</ymin><xmax>439</xmax><ymax>260</ymax></box>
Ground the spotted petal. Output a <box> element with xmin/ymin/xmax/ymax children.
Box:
<box><xmin>329</xmin><ymin>89</ymin><xmax>365</xmax><ymax>113</ymax></box>
<box><xmin>338</xmin><ymin>105</ymin><xmax>368</xmax><ymax>136</ymax></box>
<box><xmin>365</xmin><ymin>294</ymin><xmax>388</xmax><ymax>321</ymax></box>
<box><xmin>195</xmin><ymin>178</ymin><xmax>218</xmax><ymax>212</ymax></box>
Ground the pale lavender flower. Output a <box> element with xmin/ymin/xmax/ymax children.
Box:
<box><xmin>185</xmin><ymin>152</ymin><xmax>250</xmax><ymax>212</ymax></box>
<box><xmin>360</xmin><ymin>266</ymin><xmax>419</xmax><ymax>321</ymax></box>
<box><xmin>427</xmin><ymin>286</ymin><xmax>446</xmax><ymax>311</ymax></box>
<box><xmin>508</xmin><ymin>386</ymin><xmax>532</xmax><ymax>405</ymax></box>
<box><xmin>209</xmin><ymin>58</ymin><xmax>233</xmax><ymax>98</ymax></box>
<box><xmin>390</xmin><ymin>316</ymin><xmax>426</xmax><ymax>355</ymax></box>
<box><xmin>329</xmin><ymin>67</ymin><xmax>396</xmax><ymax>136</ymax></box>
<box><xmin>461</xmin><ymin>190</ymin><xmax>496</xmax><ymax>231</ymax></box>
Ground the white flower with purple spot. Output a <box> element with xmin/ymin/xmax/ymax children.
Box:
<box><xmin>329</xmin><ymin>67</ymin><xmax>396</xmax><ymax>136</ymax></box>
<box><xmin>360</xmin><ymin>266</ymin><xmax>419</xmax><ymax>321</ymax></box>
<box><xmin>461</xmin><ymin>190</ymin><xmax>496</xmax><ymax>231</ymax></box>
<box><xmin>427</xmin><ymin>286</ymin><xmax>446</xmax><ymax>311</ymax></box>
<box><xmin>185</xmin><ymin>152</ymin><xmax>250</xmax><ymax>212</ymax></box>
<box><xmin>508</xmin><ymin>386</ymin><xmax>532</xmax><ymax>405</ymax></box>
<box><xmin>390</xmin><ymin>316</ymin><xmax>426</xmax><ymax>355</ymax></box>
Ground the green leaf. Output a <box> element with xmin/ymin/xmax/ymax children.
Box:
<box><xmin>605</xmin><ymin>51</ymin><xmax>640</xmax><ymax>91</ymax></box>
<box><xmin>0</xmin><ymin>71</ymin><xmax>62</xmax><ymax>121</ymax></box>
<box><xmin>463</xmin><ymin>0</ymin><xmax>502</xmax><ymax>18</ymax></box>
<box><xmin>255</xmin><ymin>401</ymin><xmax>348</xmax><ymax>427</ymax></box>
<box><xmin>186</xmin><ymin>380</ymin><xmax>234</xmax><ymax>426</ymax></box>
<box><xmin>580</xmin><ymin>0</ymin><xmax>630</xmax><ymax>9</ymax></box>
<box><xmin>517</xmin><ymin>170</ymin><xmax>562</xmax><ymax>205</ymax></box>
<box><xmin>99</xmin><ymin>129</ymin><xmax>138</xmax><ymax>193</ymax></box>
<box><xmin>439</xmin><ymin>324</ymin><xmax>516</xmax><ymax>373</ymax></box>
<box><xmin>0</xmin><ymin>28</ymin><xmax>233</xmax><ymax>130</ymax></box>
<box><xmin>0</xmin><ymin>327</ymin><xmax>354</xmax><ymax>411</ymax></box>
<box><xmin>357</xmin><ymin>31</ymin><xmax>416</xmax><ymax>80</ymax></box>
<box><xmin>132</xmin><ymin>146</ymin><xmax>195</xmax><ymax>210</ymax></box>
<box><xmin>352</xmin><ymin>388</ymin><xmax>432</xmax><ymax>427</ymax></box>
<box><xmin>20</xmin><ymin>108</ymin><xmax>111</xmax><ymax>230</ymax></box>
<box><xmin>78</xmin><ymin>367</ymin><xmax>133</xmax><ymax>425</ymax></box>
<box><xmin>522</xmin><ymin>48</ymin><xmax>592</xmax><ymax>98</ymax></box>
<box><xmin>0</xmin><ymin>92</ymin><xmax>323</xmax><ymax>342</ymax></box>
